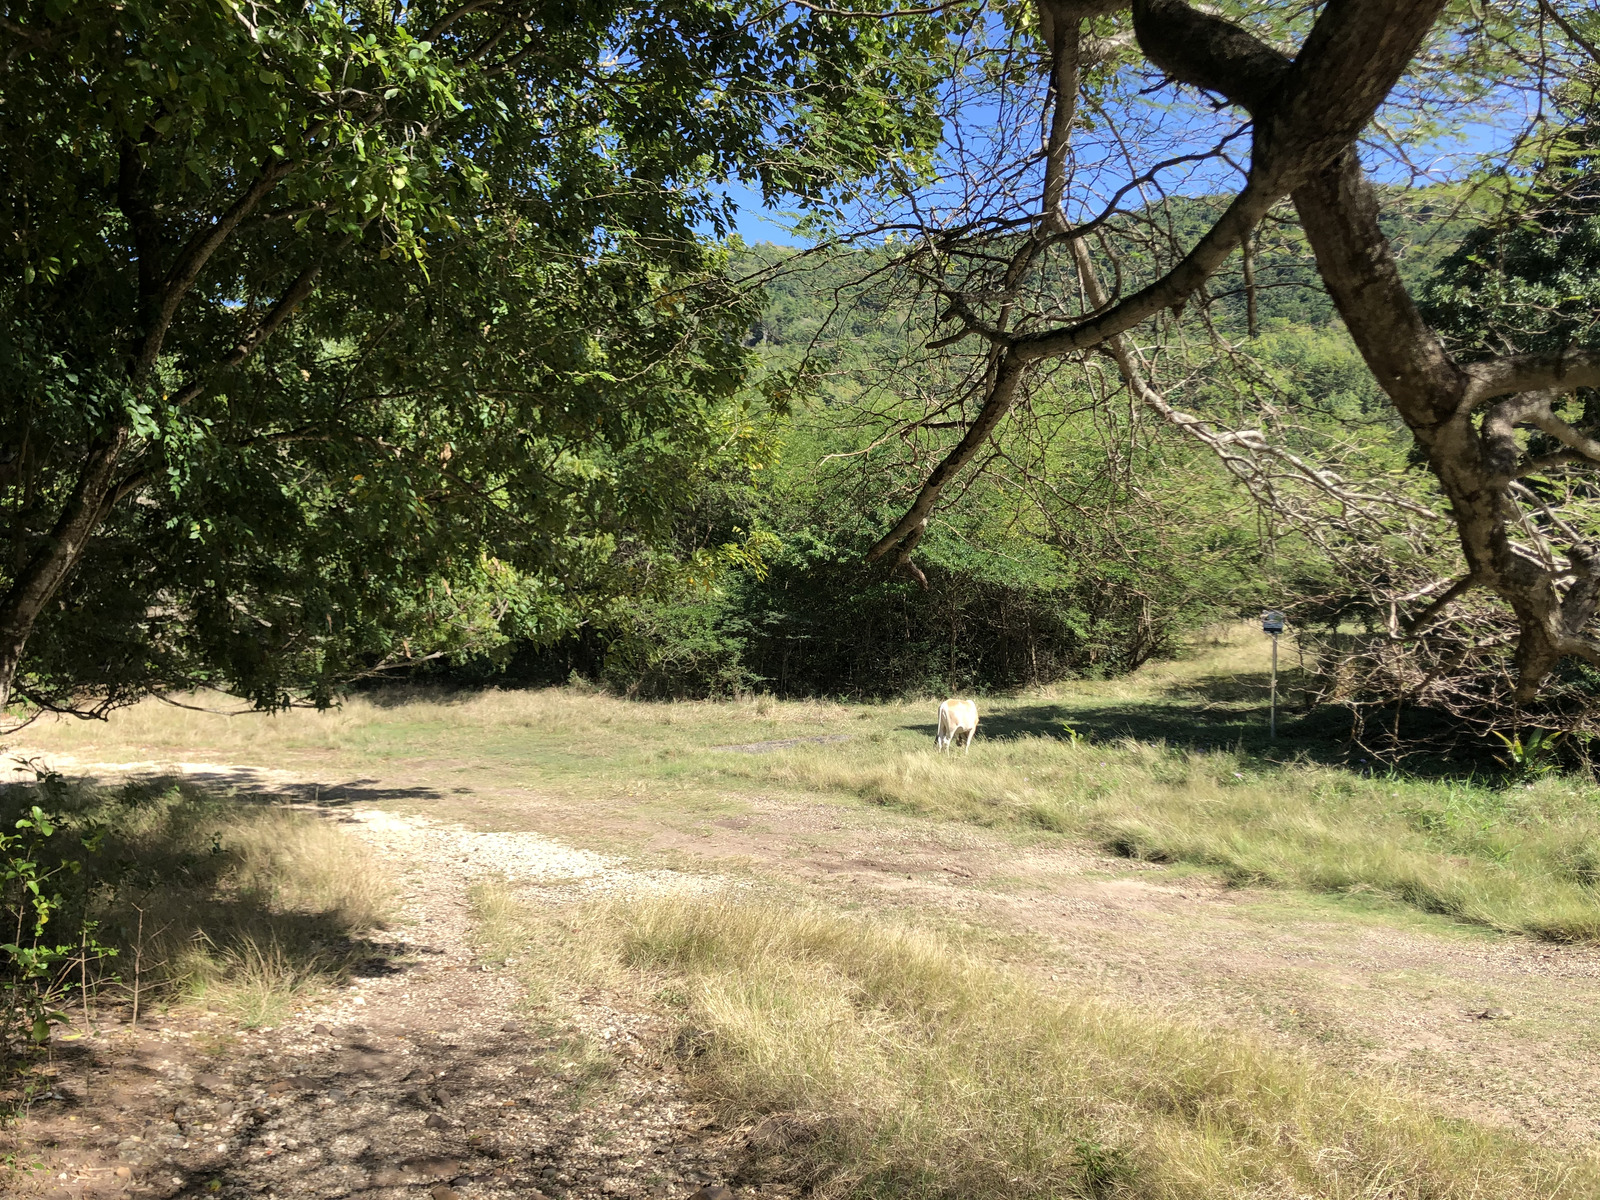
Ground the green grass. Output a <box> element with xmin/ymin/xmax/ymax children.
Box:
<box><xmin>19</xmin><ymin>624</ymin><xmax>1600</xmax><ymax>940</ymax></box>
<box><xmin>482</xmin><ymin>887</ymin><xmax>1596</xmax><ymax>1200</ymax></box>
<box><xmin>749</xmin><ymin>737</ymin><xmax>1600</xmax><ymax>941</ymax></box>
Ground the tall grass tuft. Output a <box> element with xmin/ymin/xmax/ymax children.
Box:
<box><xmin>504</xmin><ymin>891</ymin><xmax>1595</xmax><ymax>1200</ymax></box>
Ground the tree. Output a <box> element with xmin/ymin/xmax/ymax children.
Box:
<box><xmin>1311</xmin><ymin>93</ymin><xmax>1600</xmax><ymax>741</ymax></box>
<box><xmin>820</xmin><ymin>0</ymin><xmax>1600</xmax><ymax>708</ymax></box>
<box><xmin>0</xmin><ymin>0</ymin><xmax>950</xmax><ymax>717</ymax></box>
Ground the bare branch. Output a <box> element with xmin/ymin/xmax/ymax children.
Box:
<box><xmin>1462</xmin><ymin>349</ymin><xmax>1600</xmax><ymax>410</ymax></box>
<box><xmin>1401</xmin><ymin>575</ymin><xmax>1477</xmax><ymax>636</ymax></box>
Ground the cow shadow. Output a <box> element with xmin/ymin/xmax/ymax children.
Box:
<box><xmin>899</xmin><ymin>695</ymin><xmax>1500</xmax><ymax>777</ymax></box>
<box><xmin>898</xmin><ymin>693</ymin><xmax>1341</xmax><ymax>762</ymax></box>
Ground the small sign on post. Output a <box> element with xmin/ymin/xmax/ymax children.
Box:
<box><xmin>1262</xmin><ymin>611</ymin><xmax>1286</xmax><ymax>738</ymax></box>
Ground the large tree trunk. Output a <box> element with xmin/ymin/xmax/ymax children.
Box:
<box><xmin>0</xmin><ymin>428</ymin><xmax>129</xmax><ymax>712</ymax></box>
<box><xmin>873</xmin><ymin>0</ymin><xmax>1600</xmax><ymax>703</ymax></box>
<box><xmin>1292</xmin><ymin>150</ymin><xmax>1600</xmax><ymax>699</ymax></box>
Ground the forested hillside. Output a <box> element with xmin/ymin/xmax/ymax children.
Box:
<box><xmin>449</xmin><ymin>191</ymin><xmax>1473</xmax><ymax>700</ymax></box>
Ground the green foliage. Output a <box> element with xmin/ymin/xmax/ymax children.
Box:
<box><xmin>1423</xmin><ymin>116</ymin><xmax>1600</xmax><ymax>362</ymax></box>
<box><xmin>430</xmin><ymin>191</ymin><xmax>1491</xmax><ymax>704</ymax></box>
<box><xmin>1492</xmin><ymin>728</ymin><xmax>1566</xmax><ymax>780</ymax></box>
<box><xmin>548</xmin><ymin>245</ymin><xmax>1294</xmax><ymax>698</ymax></box>
<box><xmin>0</xmin><ymin>763</ymin><xmax>118</xmax><ymax>1111</ymax></box>
<box><xmin>600</xmin><ymin>592</ymin><xmax>760</xmax><ymax>700</ymax></box>
<box><xmin>0</xmin><ymin>0</ymin><xmax>961</xmax><ymax>715</ymax></box>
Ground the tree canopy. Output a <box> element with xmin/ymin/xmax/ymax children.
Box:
<box><xmin>12</xmin><ymin>0</ymin><xmax>1600</xmax><ymax>729</ymax></box>
<box><xmin>0</xmin><ymin>0</ymin><xmax>949</xmax><ymax>717</ymax></box>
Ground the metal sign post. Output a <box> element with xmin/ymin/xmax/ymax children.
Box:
<box><xmin>1262</xmin><ymin>611</ymin><xmax>1285</xmax><ymax>740</ymax></box>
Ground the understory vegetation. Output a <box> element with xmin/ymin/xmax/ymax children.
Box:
<box><xmin>478</xmin><ymin>887</ymin><xmax>1595</xmax><ymax>1200</ymax></box>
<box><xmin>0</xmin><ymin>770</ymin><xmax>389</xmax><ymax>1108</ymax></box>
<box><xmin>424</xmin><ymin>199</ymin><xmax>1468</xmax><ymax>715</ymax></box>
<box><xmin>429</xmin><ymin>237</ymin><xmax>1299</xmax><ymax>700</ymax></box>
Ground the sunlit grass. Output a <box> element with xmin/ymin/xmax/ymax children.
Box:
<box><xmin>483</xmin><ymin>887</ymin><xmax>1595</xmax><ymax>1200</ymax></box>
<box><xmin>0</xmin><ymin>778</ymin><xmax>392</xmax><ymax>1027</ymax></box>
<box><xmin>749</xmin><ymin>737</ymin><xmax>1600</xmax><ymax>940</ymax></box>
<box><xmin>17</xmin><ymin>624</ymin><xmax>1600</xmax><ymax>939</ymax></box>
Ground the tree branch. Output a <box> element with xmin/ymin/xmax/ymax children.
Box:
<box><xmin>1537</xmin><ymin>0</ymin><xmax>1600</xmax><ymax>66</ymax></box>
<box><xmin>1462</xmin><ymin>349</ymin><xmax>1600</xmax><ymax>409</ymax></box>
<box><xmin>1402</xmin><ymin>575</ymin><xmax>1478</xmax><ymax>636</ymax></box>
<box><xmin>168</xmin><ymin>240</ymin><xmax>351</xmax><ymax>407</ymax></box>
<box><xmin>1011</xmin><ymin>0</ymin><xmax>1449</xmax><ymax>363</ymax></box>
<box><xmin>136</xmin><ymin>160</ymin><xmax>295</xmax><ymax>381</ymax></box>
<box><xmin>865</xmin><ymin>352</ymin><xmax>1028</xmax><ymax>565</ymax></box>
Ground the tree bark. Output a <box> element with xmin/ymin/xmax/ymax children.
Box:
<box><xmin>0</xmin><ymin>428</ymin><xmax>129</xmax><ymax>711</ymax></box>
<box><xmin>1141</xmin><ymin>0</ymin><xmax>1600</xmax><ymax>698</ymax></box>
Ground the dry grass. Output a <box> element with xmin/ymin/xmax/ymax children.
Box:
<box><xmin>137</xmin><ymin>801</ymin><xmax>392</xmax><ymax>1025</ymax></box>
<box><xmin>1</xmin><ymin>777</ymin><xmax>392</xmax><ymax>1027</ymax></box>
<box><xmin>484</xmin><ymin>887</ymin><xmax>1595</xmax><ymax>1200</ymax></box>
<box><xmin>753</xmin><ymin>739</ymin><xmax>1600</xmax><ymax>941</ymax></box>
<box><xmin>15</xmin><ymin>686</ymin><xmax>861</xmax><ymax>766</ymax></box>
<box><xmin>18</xmin><ymin>625</ymin><xmax>1600</xmax><ymax>940</ymax></box>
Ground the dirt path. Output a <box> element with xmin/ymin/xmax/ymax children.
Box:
<box><xmin>10</xmin><ymin>749</ymin><xmax>1600</xmax><ymax>1168</ymax></box>
<box><xmin>8</xmin><ymin>807</ymin><xmax>774</xmax><ymax>1200</ymax></box>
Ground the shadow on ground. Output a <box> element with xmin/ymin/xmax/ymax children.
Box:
<box><xmin>899</xmin><ymin>697</ymin><xmax>1509</xmax><ymax>780</ymax></box>
<box><xmin>899</xmin><ymin>696</ymin><xmax>1369</xmax><ymax>765</ymax></box>
<box><xmin>66</xmin><ymin>767</ymin><xmax>449</xmax><ymax>808</ymax></box>
<box><xmin>904</xmin><ymin>698</ymin><xmax>1280</xmax><ymax>744</ymax></box>
<box><xmin>1162</xmin><ymin>670</ymin><xmax>1277</xmax><ymax>703</ymax></box>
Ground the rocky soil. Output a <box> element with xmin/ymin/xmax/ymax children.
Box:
<box><xmin>5</xmin><ymin>809</ymin><xmax>769</xmax><ymax>1200</ymax></box>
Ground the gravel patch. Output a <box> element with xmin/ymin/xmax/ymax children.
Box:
<box><xmin>338</xmin><ymin>808</ymin><xmax>718</xmax><ymax>899</ymax></box>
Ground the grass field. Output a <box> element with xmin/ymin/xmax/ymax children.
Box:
<box><xmin>21</xmin><ymin>626</ymin><xmax>1600</xmax><ymax>942</ymax></box>
<box><xmin>475</xmin><ymin>887</ymin><xmax>1597</xmax><ymax>1200</ymax></box>
<box><xmin>14</xmin><ymin>625</ymin><xmax>1600</xmax><ymax>1189</ymax></box>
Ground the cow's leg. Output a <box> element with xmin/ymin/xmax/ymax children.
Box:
<box><xmin>963</xmin><ymin>727</ymin><xmax>975</xmax><ymax>753</ymax></box>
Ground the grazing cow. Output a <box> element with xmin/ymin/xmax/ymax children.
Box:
<box><xmin>936</xmin><ymin>698</ymin><xmax>978</xmax><ymax>753</ymax></box>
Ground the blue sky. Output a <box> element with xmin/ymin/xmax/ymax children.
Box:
<box><xmin>703</xmin><ymin>45</ymin><xmax>1537</xmax><ymax>253</ymax></box>
<box><xmin>712</xmin><ymin>179</ymin><xmax>802</xmax><ymax>246</ymax></box>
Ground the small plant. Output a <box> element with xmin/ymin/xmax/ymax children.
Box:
<box><xmin>1491</xmin><ymin>728</ymin><xmax>1564</xmax><ymax>779</ymax></box>
<box><xmin>1073</xmin><ymin>1136</ymin><xmax>1133</xmax><ymax>1197</ymax></box>
<box><xmin>1059</xmin><ymin>722</ymin><xmax>1084</xmax><ymax>746</ymax></box>
<box><xmin>0</xmin><ymin>764</ymin><xmax>119</xmax><ymax>1113</ymax></box>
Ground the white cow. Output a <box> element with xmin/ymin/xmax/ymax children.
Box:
<box><xmin>936</xmin><ymin>698</ymin><xmax>978</xmax><ymax>753</ymax></box>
